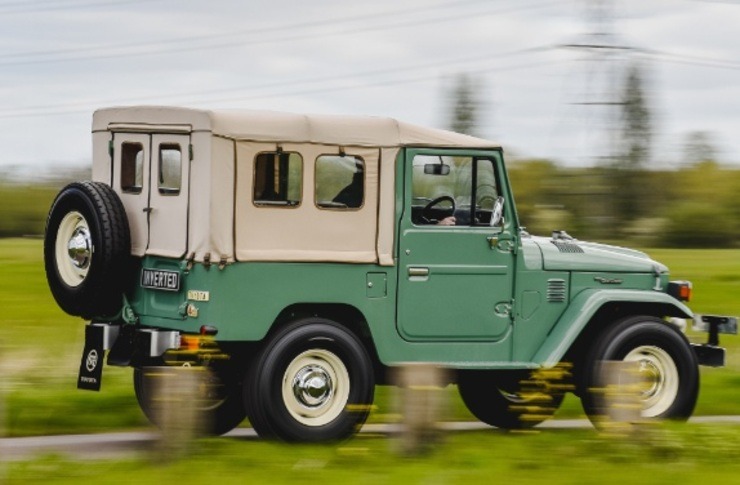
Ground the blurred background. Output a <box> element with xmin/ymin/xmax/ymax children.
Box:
<box><xmin>1</xmin><ymin>0</ymin><xmax>739</xmax><ymax>244</ymax></box>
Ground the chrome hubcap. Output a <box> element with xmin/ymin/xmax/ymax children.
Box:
<box><xmin>67</xmin><ymin>226</ymin><xmax>92</xmax><ymax>269</ymax></box>
<box><xmin>55</xmin><ymin>211</ymin><xmax>92</xmax><ymax>287</ymax></box>
<box><xmin>292</xmin><ymin>365</ymin><xmax>333</xmax><ymax>408</ymax></box>
<box><xmin>281</xmin><ymin>349</ymin><xmax>350</xmax><ymax>427</ymax></box>
<box><xmin>637</xmin><ymin>359</ymin><xmax>663</xmax><ymax>399</ymax></box>
<box><xmin>624</xmin><ymin>345</ymin><xmax>679</xmax><ymax>418</ymax></box>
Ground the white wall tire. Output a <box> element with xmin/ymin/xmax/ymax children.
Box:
<box><xmin>245</xmin><ymin>318</ymin><xmax>375</xmax><ymax>442</ymax></box>
<box><xmin>44</xmin><ymin>182</ymin><xmax>131</xmax><ymax>318</ymax></box>
<box><xmin>580</xmin><ymin>315</ymin><xmax>699</xmax><ymax>425</ymax></box>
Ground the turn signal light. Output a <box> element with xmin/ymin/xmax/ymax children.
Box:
<box><xmin>180</xmin><ymin>335</ymin><xmax>201</xmax><ymax>351</ymax></box>
<box><xmin>668</xmin><ymin>280</ymin><xmax>692</xmax><ymax>302</ymax></box>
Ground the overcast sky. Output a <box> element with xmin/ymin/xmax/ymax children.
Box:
<box><xmin>0</xmin><ymin>0</ymin><xmax>739</xmax><ymax>174</ymax></box>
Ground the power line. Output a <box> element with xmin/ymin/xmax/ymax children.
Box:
<box><xmin>0</xmin><ymin>0</ymin><xmax>559</xmax><ymax>66</ymax></box>
<box><xmin>0</xmin><ymin>46</ymin><xmax>552</xmax><ymax>118</ymax></box>
<box><xmin>0</xmin><ymin>0</ymin><xmax>156</xmax><ymax>14</ymax></box>
<box><xmin>643</xmin><ymin>49</ymin><xmax>740</xmax><ymax>70</ymax></box>
<box><xmin>0</xmin><ymin>0</ymin><xmax>487</xmax><ymax>60</ymax></box>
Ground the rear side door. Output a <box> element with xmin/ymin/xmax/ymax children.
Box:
<box><xmin>147</xmin><ymin>134</ymin><xmax>190</xmax><ymax>257</ymax></box>
<box><xmin>111</xmin><ymin>132</ymin><xmax>191</xmax><ymax>258</ymax></box>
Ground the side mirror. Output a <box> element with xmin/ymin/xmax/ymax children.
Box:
<box><xmin>424</xmin><ymin>163</ymin><xmax>450</xmax><ymax>175</ymax></box>
<box><xmin>490</xmin><ymin>196</ymin><xmax>505</xmax><ymax>227</ymax></box>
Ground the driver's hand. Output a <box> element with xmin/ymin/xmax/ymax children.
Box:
<box><xmin>438</xmin><ymin>216</ymin><xmax>456</xmax><ymax>226</ymax></box>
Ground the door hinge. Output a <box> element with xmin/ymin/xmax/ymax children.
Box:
<box><xmin>108</xmin><ymin>140</ymin><xmax>114</xmax><ymax>158</ymax></box>
<box><xmin>189</xmin><ymin>144</ymin><xmax>194</xmax><ymax>161</ymax></box>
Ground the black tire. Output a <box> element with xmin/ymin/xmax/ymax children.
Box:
<box><xmin>458</xmin><ymin>370</ymin><xmax>565</xmax><ymax>429</ymax></box>
<box><xmin>244</xmin><ymin>318</ymin><xmax>375</xmax><ymax>442</ymax></box>
<box><xmin>580</xmin><ymin>315</ymin><xmax>699</xmax><ymax>424</ymax></box>
<box><xmin>44</xmin><ymin>181</ymin><xmax>131</xmax><ymax>319</ymax></box>
<box><xmin>134</xmin><ymin>362</ymin><xmax>248</xmax><ymax>436</ymax></box>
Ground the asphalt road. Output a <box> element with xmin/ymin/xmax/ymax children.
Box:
<box><xmin>3</xmin><ymin>416</ymin><xmax>740</xmax><ymax>462</ymax></box>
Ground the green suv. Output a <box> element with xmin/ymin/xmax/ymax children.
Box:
<box><xmin>44</xmin><ymin>106</ymin><xmax>735</xmax><ymax>441</ymax></box>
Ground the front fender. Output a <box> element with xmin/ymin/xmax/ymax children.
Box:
<box><xmin>531</xmin><ymin>289</ymin><xmax>692</xmax><ymax>367</ymax></box>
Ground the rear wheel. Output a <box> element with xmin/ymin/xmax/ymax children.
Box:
<box><xmin>458</xmin><ymin>370</ymin><xmax>565</xmax><ymax>429</ymax></box>
<box><xmin>134</xmin><ymin>362</ymin><xmax>247</xmax><ymax>436</ymax></box>
<box><xmin>245</xmin><ymin>318</ymin><xmax>375</xmax><ymax>442</ymax></box>
<box><xmin>579</xmin><ymin>315</ymin><xmax>699</xmax><ymax>424</ymax></box>
<box><xmin>44</xmin><ymin>181</ymin><xmax>131</xmax><ymax>318</ymax></box>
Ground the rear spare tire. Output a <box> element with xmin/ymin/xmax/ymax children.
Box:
<box><xmin>44</xmin><ymin>181</ymin><xmax>131</xmax><ymax>319</ymax></box>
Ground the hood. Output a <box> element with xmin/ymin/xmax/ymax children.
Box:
<box><xmin>530</xmin><ymin>236</ymin><xmax>668</xmax><ymax>274</ymax></box>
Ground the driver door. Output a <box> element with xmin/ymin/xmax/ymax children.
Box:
<box><xmin>396</xmin><ymin>149</ymin><xmax>515</xmax><ymax>347</ymax></box>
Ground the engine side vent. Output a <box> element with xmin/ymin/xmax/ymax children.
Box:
<box><xmin>547</xmin><ymin>278</ymin><xmax>567</xmax><ymax>303</ymax></box>
<box><xmin>551</xmin><ymin>241</ymin><xmax>584</xmax><ymax>253</ymax></box>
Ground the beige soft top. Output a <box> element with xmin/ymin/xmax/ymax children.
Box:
<box><xmin>93</xmin><ymin>106</ymin><xmax>502</xmax><ymax>265</ymax></box>
<box><xmin>93</xmin><ymin>106</ymin><xmax>500</xmax><ymax>149</ymax></box>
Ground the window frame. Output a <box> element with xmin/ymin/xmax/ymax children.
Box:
<box><xmin>409</xmin><ymin>154</ymin><xmax>501</xmax><ymax>228</ymax></box>
<box><xmin>157</xmin><ymin>143</ymin><xmax>182</xmax><ymax>196</ymax></box>
<box><xmin>120</xmin><ymin>142</ymin><xmax>145</xmax><ymax>194</ymax></box>
<box><xmin>314</xmin><ymin>153</ymin><xmax>366</xmax><ymax>211</ymax></box>
<box><xmin>252</xmin><ymin>150</ymin><xmax>304</xmax><ymax>208</ymax></box>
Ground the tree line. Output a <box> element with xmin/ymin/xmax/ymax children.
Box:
<box><xmin>1</xmin><ymin>160</ymin><xmax>738</xmax><ymax>247</ymax></box>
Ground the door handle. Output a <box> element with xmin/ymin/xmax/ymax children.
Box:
<box><xmin>408</xmin><ymin>267</ymin><xmax>429</xmax><ymax>277</ymax></box>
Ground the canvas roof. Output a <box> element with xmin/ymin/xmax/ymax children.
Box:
<box><xmin>93</xmin><ymin>106</ymin><xmax>500</xmax><ymax>149</ymax></box>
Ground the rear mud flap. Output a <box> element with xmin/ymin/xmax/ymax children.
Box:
<box><xmin>77</xmin><ymin>325</ymin><xmax>110</xmax><ymax>391</ymax></box>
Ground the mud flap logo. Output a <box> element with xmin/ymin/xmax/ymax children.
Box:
<box><xmin>78</xmin><ymin>325</ymin><xmax>104</xmax><ymax>391</ymax></box>
<box><xmin>85</xmin><ymin>349</ymin><xmax>99</xmax><ymax>372</ymax></box>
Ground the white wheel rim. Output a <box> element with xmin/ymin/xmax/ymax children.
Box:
<box><xmin>624</xmin><ymin>345</ymin><xmax>680</xmax><ymax>418</ymax></box>
<box><xmin>282</xmin><ymin>349</ymin><xmax>350</xmax><ymax>427</ymax></box>
<box><xmin>55</xmin><ymin>211</ymin><xmax>92</xmax><ymax>287</ymax></box>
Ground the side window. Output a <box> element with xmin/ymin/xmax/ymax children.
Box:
<box><xmin>121</xmin><ymin>142</ymin><xmax>144</xmax><ymax>193</ymax></box>
<box><xmin>315</xmin><ymin>155</ymin><xmax>365</xmax><ymax>209</ymax></box>
<box><xmin>158</xmin><ymin>144</ymin><xmax>182</xmax><ymax>195</ymax></box>
<box><xmin>253</xmin><ymin>152</ymin><xmax>303</xmax><ymax>207</ymax></box>
<box><xmin>411</xmin><ymin>154</ymin><xmax>499</xmax><ymax>226</ymax></box>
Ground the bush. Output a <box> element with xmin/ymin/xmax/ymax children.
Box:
<box><xmin>659</xmin><ymin>202</ymin><xmax>739</xmax><ymax>248</ymax></box>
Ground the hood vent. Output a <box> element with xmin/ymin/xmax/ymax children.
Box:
<box><xmin>547</xmin><ymin>278</ymin><xmax>567</xmax><ymax>303</ymax></box>
<box><xmin>551</xmin><ymin>241</ymin><xmax>584</xmax><ymax>254</ymax></box>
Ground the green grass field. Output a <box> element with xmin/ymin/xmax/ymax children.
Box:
<box><xmin>3</xmin><ymin>239</ymin><xmax>740</xmax><ymax>483</ymax></box>
<box><xmin>6</xmin><ymin>424</ymin><xmax>740</xmax><ymax>484</ymax></box>
<box><xmin>1</xmin><ymin>239</ymin><xmax>739</xmax><ymax>438</ymax></box>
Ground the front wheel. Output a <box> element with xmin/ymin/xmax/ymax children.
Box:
<box><xmin>244</xmin><ymin>318</ymin><xmax>375</xmax><ymax>442</ymax></box>
<box><xmin>580</xmin><ymin>315</ymin><xmax>699</xmax><ymax>424</ymax></box>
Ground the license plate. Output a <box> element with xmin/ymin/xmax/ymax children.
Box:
<box><xmin>141</xmin><ymin>268</ymin><xmax>181</xmax><ymax>292</ymax></box>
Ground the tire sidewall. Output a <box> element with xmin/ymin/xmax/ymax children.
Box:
<box><xmin>584</xmin><ymin>316</ymin><xmax>699</xmax><ymax>420</ymax></box>
<box><xmin>44</xmin><ymin>182</ymin><xmax>130</xmax><ymax>318</ymax></box>
<box><xmin>133</xmin><ymin>364</ymin><xmax>247</xmax><ymax>436</ymax></box>
<box><xmin>458</xmin><ymin>370</ymin><xmax>565</xmax><ymax>429</ymax></box>
<box><xmin>252</xmin><ymin>320</ymin><xmax>374</xmax><ymax>442</ymax></box>
<box><xmin>45</xmin><ymin>185</ymin><xmax>106</xmax><ymax>312</ymax></box>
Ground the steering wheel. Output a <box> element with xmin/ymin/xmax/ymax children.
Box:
<box><xmin>422</xmin><ymin>195</ymin><xmax>456</xmax><ymax>223</ymax></box>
